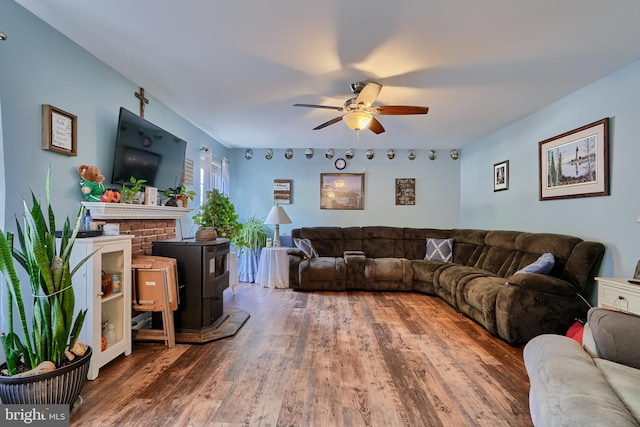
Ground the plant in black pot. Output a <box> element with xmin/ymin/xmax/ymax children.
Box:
<box><xmin>0</xmin><ymin>169</ymin><xmax>93</xmax><ymax>407</ymax></box>
<box><xmin>192</xmin><ymin>189</ymin><xmax>242</xmax><ymax>241</ymax></box>
<box><xmin>163</xmin><ymin>183</ymin><xmax>196</xmax><ymax>207</ymax></box>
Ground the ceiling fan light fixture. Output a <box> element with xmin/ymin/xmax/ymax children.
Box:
<box><xmin>343</xmin><ymin>111</ymin><xmax>373</xmax><ymax>131</ymax></box>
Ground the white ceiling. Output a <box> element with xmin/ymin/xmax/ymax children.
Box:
<box><xmin>15</xmin><ymin>0</ymin><xmax>640</xmax><ymax>150</ymax></box>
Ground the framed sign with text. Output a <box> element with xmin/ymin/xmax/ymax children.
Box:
<box><xmin>274</xmin><ymin>179</ymin><xmax>292</xmax><ymax>204</ymax></box>
<box><xmin>42</xmin><ymin>104</ymin><xmax>77</xmax><ymax>156</ymax></box>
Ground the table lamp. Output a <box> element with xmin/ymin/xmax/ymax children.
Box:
<box><xmin>264</xmin><ymin>205</ymin><xmax>292</xmax><ymax>247</ymax></box>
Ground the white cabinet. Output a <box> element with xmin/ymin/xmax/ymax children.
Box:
<box><xmin>596</xmin><ymin>277</ymin><xmax>640</xmax><ymax>315</ymax></box>
<box><xmin>70</xmin><ymin>235</ymin><xmax>134</xmax><ymax>380</ymax></box>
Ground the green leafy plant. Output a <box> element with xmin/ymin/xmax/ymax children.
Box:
<box><xmin>234</xmin><ymin>215</ymin><xmax>268</xmax><ymax>253</ymax></box>
<box><xmin>0</xmin><ymin>169</ymin><xmax>92</xmax><ymax>375</ymax></box>
<box><xmin>119</xmin><ymin>176</ymin><xmax>147</xmax><ymax>203</ymax></box>
<box><xmin>163</xmin><ymin>183</ymin><xmax>196</xmax><ymax>207</ymax></box>
<box><xmin>193</xmin><ymin>189</ymin><xmax>242</xmax><ymax>240</ymax></box>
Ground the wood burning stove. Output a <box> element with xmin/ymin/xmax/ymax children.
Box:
<box><xmin>152</xmin><ymin>238</ymin><xmax>230</xmax><ymax>343</ymax></box>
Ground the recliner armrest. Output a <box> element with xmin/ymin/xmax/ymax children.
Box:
<box><xmin>505</xmin><ymin>273</ymin><xmax>578</xmax><ymax>296</ymax></box>
<box><xmin>586</xmin><ymin>307</ymin><xmax>640</xmax><ymax>369</ymax></box>
<box><xmin>287</xmin><ymin>248</ymin><xmax>305</xmax><ymax>258</ymax></box>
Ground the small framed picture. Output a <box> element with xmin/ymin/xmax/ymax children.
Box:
<box><xmin>144</xmin><ymin>187</ymin><xmax>158</xmax><ymax>206</ymax></box>
<box><xmin>634</xmin><ymin>261</ymin><xmax>640</xmax><ymax>280</ymax></box>
<box><xmin>493</xmin><ymin>160</ymin><xmax>509</xmax><ymax>192</ymax></box>
<box><xmin>42</xmin><ymin>104</ymin><xmax>77</xmax><ymax>156</ymax></box>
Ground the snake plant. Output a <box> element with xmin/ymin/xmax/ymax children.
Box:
<box><xmin>0</xmin><ymin>168</ymin><xmax>91</xmax><ymax>375</ymax></box>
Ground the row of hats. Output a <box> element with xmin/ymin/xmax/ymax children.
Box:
<box><xmin>244</xmin><ymin>148</ymin><xmax>460</xmax><ymax>160</ymax></box>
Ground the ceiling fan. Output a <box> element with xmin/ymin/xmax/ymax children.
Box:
<box><xmin>293</xmin><ymin>81</ymin><xmax>429</xmax><ymax>134</ymax></box>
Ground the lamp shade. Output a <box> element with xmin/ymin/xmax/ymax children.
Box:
<box><xmin>343</xmin><ymin>111</ymin><xmax>373</xmax><ymax>131</ymax></box>
<box><xmin>264</xmin><ymin>205</ymin><xmax>292</xmax><ymax>248</ymax></box>
<box><xmin>264</xmin><ymin>205</ymin><xmax>292</xmax><ymax>225</ymax></box>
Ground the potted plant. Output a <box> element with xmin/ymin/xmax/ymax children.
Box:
<box><xmin>233</xmin><ymin>215</ymin><xmax>268</xmax><ymax>253</ymax></box>
<box><xmin>235</xmin><ymin>215</ymin><xmax>268</xmax><ymax>283</ymax></box>
<box><xmin>163</xmin><ymin>183</ymin><xmax>196</xmax><ymax>207</ymax></box>
<box><xmin>192</xmin><ymin>189</ymin><xmax>242</xmax><ymax>241</ymax></box>
<box><xmin>0</xmin><ymin>169</ymin><xmax>93</xmax><ymax>407</ymax></box>
<box><xmin>119</xmin><ymin>176</ymin><xmax>147</xmax><ymax>204</ymax></box>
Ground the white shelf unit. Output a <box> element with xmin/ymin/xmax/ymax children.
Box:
<box><xmin>70</xmin><ymin>235</ymin><xmax>134</xmax><ymax>380</ymax></box>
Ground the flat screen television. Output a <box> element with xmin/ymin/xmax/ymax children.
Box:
<box><xmin>111</xmin><ymin>107</ymin><xmax>187</xmax><ymax>191</ymax></box>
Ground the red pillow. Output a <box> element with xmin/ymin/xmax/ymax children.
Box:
<box><xmin>566</xmin><ymin>321</ymin><xmax>584</xmax><ymax>344</ymax></box>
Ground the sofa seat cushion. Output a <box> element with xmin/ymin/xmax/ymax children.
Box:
<box><xmin>596</xmin><ymin>358</ymin><xmax>640</xmax><ymax>422</ymax></box>
<box><xmin>433</xmin><ymin>264</ymin><xmax>496</xmax><ymax>307</ymax></box>
<box><xmin>299</xmin><ymin>256</ymin><xmax>346</xmax><ymax>290</ymax></box>
<box><xmin>524</xmin><ymin>334</ymin><xmax>639</xmax><ymax>427</ymax></box>
<box><xmin>456</xmin><ymin>276</ymin><xmax>505</xmax><ymax>334</ymax></box>
<box><xmin>411</xmin><ymin>260</ymin><xmax>451</xmax><ymax>283</ymax></box>
<box><xmin>364</xmin><ymin>258</ymin><xmax>413</xmax><ymax>291</ymax></box>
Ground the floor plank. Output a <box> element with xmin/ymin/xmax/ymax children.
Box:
<box><xmin>71</xmin><ymin>283</ymin><xmax>533</xmax><ymax>426</ymax></box>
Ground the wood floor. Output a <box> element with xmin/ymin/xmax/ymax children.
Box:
<box><xmin>72</xmin><ymin>283</ymin><xmax>533</xmax><ymax>427</ymax></box>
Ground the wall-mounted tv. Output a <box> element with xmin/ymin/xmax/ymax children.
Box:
<box><xmin>111</xmin><ymin>107</ymin><xmax>187</xmax><ymax>191</ymax></box>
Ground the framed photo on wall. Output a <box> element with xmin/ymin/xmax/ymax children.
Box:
<box><xmin>42</xmin><ymin>104</ymin><xmax>77</xmax><ymax>156</ymax></box>
<box><xmin>320</xmin><ymin>173</ymin><xmax>364</xmax><ymax>210</ymax></box>
<box><xmin>539</xmin><ymin>118</ymin><xmax>609</xmax><ymax>200</ymax></box>
<box><xmin>493</xmin><ymin>160</ymin><xmax>509</xmax><ymax>192</ymax></box>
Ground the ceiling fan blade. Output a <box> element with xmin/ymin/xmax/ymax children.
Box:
<box><xmin>376</xmin><ymin>105</ymin><xmax>429</xmax><ymax>115</ymax></box>
<box><xmin>293</xmin><ymin>103</ymin><xmax>343</xmax><ymax>111</ymax></box>
<box><xmin>355</xmin><ymin>82</ymin><xmax>382</xmax><ymax>107</ymax></box>
<box><xmin>313</xmin><ymin>116</ymin><xmax>343</xmax><ymax>130</ymax></box>
<box><xmin>368</xmin><ymin>117</ymin><xmax>385</xmax><ymax>134</ymax></box>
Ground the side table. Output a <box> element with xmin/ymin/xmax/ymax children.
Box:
<box><xmin>257</xmin><ymin>247</ymin><xmax>289</xmax><ymax>289</ymax></box>
<box><xmin>596</xmin><ymin>277</ymin><xmax>640</xmax><ymax>315</ymax></box>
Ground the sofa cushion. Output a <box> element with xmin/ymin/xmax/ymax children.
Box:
<box><xmin>588</xmin><ymin>307</ymin><xmax>640</xmax><ymax>369</ymax></box>
<box><xmin>425</xmin><ymin>238</ymin><xmax>453</xmax><ymax>262</ymax></box>
<box><xmin>595</xmin><ymin>358</ymin><xmax>640</xmax><ymax>422</ymax></box>
<box><xmin>514</xmin><ymin>252</ymin><xmax>555</xmax><ymax>275</ymax></box>
<box><xmin>294</xmin><ymin>238</ymin><xmax>319</xmax><ymax>259</ymax></box>
<box><xmin>524</xmin><ymin>334</ymin><xmax>639</xmax><ymax>427</ymax></box>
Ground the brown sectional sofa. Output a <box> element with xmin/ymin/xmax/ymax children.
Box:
<box><xmin>288</xmin><ymin>226</ymin><xmax>605</xmax><ymax>344</ymax></box>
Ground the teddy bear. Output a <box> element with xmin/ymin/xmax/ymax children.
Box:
<box><xmin>77</xmin><ymin>165</ymin><xmax>106</xmax><ymax>202</ymax></box>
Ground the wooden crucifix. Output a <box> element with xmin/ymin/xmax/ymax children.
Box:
<box><xmin>135</xmin><ymin>87</ymin><xmax>149</xmax><ymax>118</ymax></box>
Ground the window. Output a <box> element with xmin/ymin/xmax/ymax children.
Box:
<box><xmin>200</xmin><ymin>149</ymin><xmax>229</xmax><ymax>204</ymax></box>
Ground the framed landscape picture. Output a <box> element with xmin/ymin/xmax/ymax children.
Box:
<box><xmin>493</xmin><ymin>160</ymin><xmax>509</xmax><ymax>192</ymax></box>
<box><xmin>320</xmin><ymin>173</ymin><xmax>364</xmax><ymax>210</ymax></box>
<box><xmin>539</xmin><ymin>118</ymin><xmax>609</xmax><ymax>201</ymax></box>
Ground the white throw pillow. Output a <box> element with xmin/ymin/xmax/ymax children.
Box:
<box><xmin>294</xmin><ymin>238</ymin><xmax>319</xmax><ymax>259</ymax></box>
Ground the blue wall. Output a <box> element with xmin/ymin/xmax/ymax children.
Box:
<box><xmin>0</xmin><ymin>1</ymin><xmax>227</xmax><ymax>237</ymax></box>
<box><xmin>460</xmin><ymin>59</ymin><xmax>640</xmax><ymax>300</ymax></box>
<box><xmin>229</xmin><ymin>148</ymin><xmax>461</xmax><ymax>238</ymax></box>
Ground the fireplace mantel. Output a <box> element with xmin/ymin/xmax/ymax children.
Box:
<box><xmin>82</xmin><ymin>202</ymin><xmax>193</xmax><ymax>220</ymax></box>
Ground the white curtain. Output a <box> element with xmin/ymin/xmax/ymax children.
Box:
<box><xmin>222</xmin><ymin>157</ymin><xmax>230</xmax><ymax>196</ymax></box>
<box><xmin>200</xmin><ymin>148</ymin><xmax>213</xmax><ymax>203</ymax></box>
